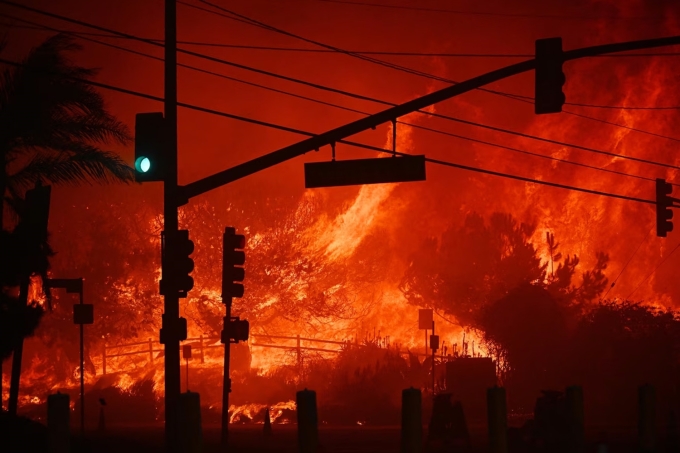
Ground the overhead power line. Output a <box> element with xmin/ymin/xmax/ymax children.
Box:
<box><xmin>5</xmin><ymin>1</ymin><xmax>680</xmax><ymax>137</ymax></box>
<box><xmin>7</xmin><ymin>12</ymin><xmax>680</xmax><ymax>185</ymax></box>
<box><xmin>317</xmin><ymin>0</ymin><xmax>664</xmax><ymax>20</ymax></box>
<box><xmin>627</xmin><ymin>240</ymin><xmax>680</xmax><ymax>299</ymax></box>
<box><xmin>0</xmin><ymin>56</ymin><xmax>656</xmax><ymax>207</ymax></box>
<box><xmin>5</xmin><ymin>20</ymin><xmax>679</xmax><ymax>58</ymax></box>
<box><xmin>4</xmin><ymin>1</ymin><xmax>679</xmax><ymax>170</ymax></box>
<box><xmin>191</xmin><ymin>1</ymin><xmax>680</xmax><ymax>156</ymax></box>
<box><xmin>602</xmin><ymin>226</ymin><xmax>653</xmax><ymax>299</ymax></box>
<box><xmin>7</xmin><ymin>20</ymin><xmax>680</xmax><ymax>118</ymax></box>
<box><xmin>197</xmin><ymin>0</ymin><xmax>680</xmax><ymax>112</ymax></box>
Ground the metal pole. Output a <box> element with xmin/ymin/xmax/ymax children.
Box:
<box><xmin>163</xmin><ymin>0</ymin><xmax>180</xmax><ymax>450</ymax></box>
<box><xmin>221</xmin><ymin>301</ymin><xmax>232</xmax><ymax>445</ymax></box>
<box><xmin>185</xmin><ymin>358</ymin><xmax>189</xmax><ymax>392</ymax></box>
<box><xmin>79</xmin><ymin>286</ymin><xmax>85</xmax><ymax>435</ymax></box>
<box><xmin>431</xmin><ymin>321</ymin><xmax>435</xmax><ymax>397</ymax></box>
<box><xmin>8</xmin><ymin>277</ymin><xmax>30</xmax><ymax>416</ymax></box>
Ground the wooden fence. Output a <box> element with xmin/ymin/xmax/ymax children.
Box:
<box><xmin>101</xmin><ymin>334</ymin><xmax>433</xmax><ymax>375</ymax></box>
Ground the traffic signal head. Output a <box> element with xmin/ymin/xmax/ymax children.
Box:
<box><xmin>24</xmin><ymin>183</ymin><xmax>51</xmax><ymax>241</ymax></box>
<box><xmin>175</xmin><ymin>230</ymin><xmax>195</xmax><ymax>296</ymax></box>
<box><xmin>221</xmin><ymin>317</ymin><xmax>249</xmax><ymax>344</ymax></box>
<box><xmin>223</xmin><ymin>227</ymin><xmax>246</xmax><ymax>300</ymax></box>
<box><xmin>535</xmin><ymin>37</ymin><xmax>566</xmax><ymax>114</ymax></box>
<box><xmin>134</xmin><ymin>112</ymin><xmax>166</xmax><ymax>182</ymax></box>
<box><xmin>656</xmin><ymin>178</ymin><xmax>674</xmax><ymax>237</ymax></box>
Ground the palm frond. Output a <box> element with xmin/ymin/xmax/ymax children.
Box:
<box><xmin>8</xmin><ymin>144</ymin><xmax>134</xmax><ymax>191</ymax></box>
<box><xmin>1</xmin><ymin>34</ymin><xmax>131</xmax><ymax>160</ymax></box>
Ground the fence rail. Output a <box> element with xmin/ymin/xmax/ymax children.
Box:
<box><xmin>101</xmin><ymin>333</ymin><xmax>433</xmax><ymax>375</ymax></box>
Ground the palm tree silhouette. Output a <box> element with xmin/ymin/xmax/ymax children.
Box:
<box><xmin>1</xmin><ymin>33</ymin><xmax>133</xmax><ymax>220</ymax></box>
<box><xmin>0</xmin><ymin>33</ymin><xmax>135</xmax><ymax>415</ymax></box>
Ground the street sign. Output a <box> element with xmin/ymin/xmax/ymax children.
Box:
<box><xmin>47</xmin><ymin>278</ymin><xmax>83</xmax><ymax>294</ymax></box>
<box><xmin>304</xmin><ymin>155</ymin><xmax>426</xmax><ymax>188</ymax></box>
<box><xmin>73</xmin><ymin>304</ymin><xmax>93</xmax><ymax>325</ymax></box>
<box><xmin>419</xmin><ymin>309</ymin><xmax>433</xmax><ymax>330</ymax></box>
<box><xmin>182</xmin><ymin>345</ymin><xmax>192</xmax><ymax>360</ymax></box>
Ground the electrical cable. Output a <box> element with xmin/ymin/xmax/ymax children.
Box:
<box><xmin>6</xmin><ymin>13</ymin><xmax>677</xmax><ymax>187</ymax></box>
<box><xmin>0</xmin><ymin>56</ymin><xmax>656</xmax><ymax>208</ymax></box>
<box><xmin>602</xmin><ymin>226</ymin><xmax>653</xmax><ymax>299</ymax></box>
<box><xmin>5</xmin><ymin>20</ymin><xmax>679</xmax><ymax>58</ymax></box>
<box><xmin>316</xmin><ymin>0</ymin><xmax>662</xmax><ymax>20</ymax></box>
<box><xmin>626</xmin><ymin>240</ymin><xmax>680</xmax><ymax>299</ymax></box>
<box><xmin>4</xmin><ymin>0</ymin><xmax>680</xmax><ymax>150</ymax></box>
<box><xmin>196</xmin><ymin>0</ymin><xmax>680</xmax><ymax>112</ymax></box>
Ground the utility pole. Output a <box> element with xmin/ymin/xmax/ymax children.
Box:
<box><xmin>162</xmin><ymin>0</ymin><xmax>181</xmax><ymax>450</ymax></box>
<box><xmin>8</xmin><ymin>182</ymin><xmax>51</xmax><ymax>417</ymax></box>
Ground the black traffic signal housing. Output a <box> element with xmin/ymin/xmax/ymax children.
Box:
<box><xmin>175</xmin><ymin>230</ymin><xmax>195</xmax><ymax>297</ymax></box>
<box><xmin>221</xmin><ymin>316</ymin><xmax>249</xmax><ymax>344</ymax></box>
<box><xmin>656</xmin><ymin>178</ymin><xmax>676</xmax><ymax>237</ymax></box>
<box><xmin>160</xmin><ymin>315</ymin><xmax>187</xmax><ymax>344</ymax></box>
<box><xmin>535</xmin><ymin>37</ymin><xmax>566</xmax><ymax>114</ymax></box>
<box><xmin>134</xmin><ymin>112</ymin><xmax>166</xmax><ymax>182</ymax></box>
<box><xmin>223</xmin><ymin>227</ymin><xmax>246</xmax><ymax>300</ymax></box>
<box><xmin>24</xmin><ymin>182</ymin><xmax>51</xmax><ymax>241</ymax></box>
<box><xmin>161</xmin><ymin>230</ymin><xmax>195</xmax><ymax>297</ymax></box>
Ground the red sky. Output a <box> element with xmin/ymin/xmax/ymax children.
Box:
<box><xmin>2</xmin><ymin>0</ymin><xmax>680</xmax><ymax>303</ymax></box>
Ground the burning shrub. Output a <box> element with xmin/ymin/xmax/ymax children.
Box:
<box><xmin>304</xmin><ymin>340</ymin><xmax>427</xmax><ymax>425</ymax></box>
<box><xmin>570</xmin><ymin>301</ymin><xmax>680</xmax><ymax>425</ymax></box>
<box><xmin>478</xmin><ymin>289</ymin><xmax>680</xmax><ymax>425</ymax></box>
<box><xmin>477</xmin><ymin>283</ymin><xmax>571</xmax><ymax>408</ymax></box>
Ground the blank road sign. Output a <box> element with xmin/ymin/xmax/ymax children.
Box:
<box><xmin>304</xmin><ymin>155</ymin><xmax>426</xmax><ymax>188</ymax></box>
<box><xmin>419</xmin><ymin>309</ymin><xmax>433</xmax><ymax>330</ymax></box>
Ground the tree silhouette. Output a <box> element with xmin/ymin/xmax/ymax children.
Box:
<box><xmin>1</xmin><ymin>34</ymin><xmax>132</xmax><ymax>362</ymax></box>
<box><xmin>1</xmin><ymin>34</ymin><xmax>132</xmax><ymax>207</ymax></box>
<box><xmin>400</xmin><ymin>212</ymin><xmax>609</xmax><ymax>327</ymax></box>
<box><xmin>400</xmin><ymin>212</ymin><xmax>547</xmax><ymax>326</ymax></box>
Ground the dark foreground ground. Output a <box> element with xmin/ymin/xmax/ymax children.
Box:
<box><xmin>3</xmin><ymin>423</ymin><xmax>651</xmax><ymax>453</ymax></box>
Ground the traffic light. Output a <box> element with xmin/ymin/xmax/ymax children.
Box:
<box><xmin>221</xmin><ymin>317</ymin><xmax>249</xmax><ymax>344</ymax></box>
<box><xmin>656</xmin><ymin>178</ymin><xmax>676</xmax><ymax>237</ymax></box>
<box><xmin>160</xmin><ymin>315</ymin><xmax>187</xmax><ymax>344</ymax></box>
<box><xmin>134</xmin><ymin>112</ymin><xmax>166</xmax><ymax>182</ymax></box>
<box><xmin>535</xmin><ymin>37</ymin><xmax>566</xmax><ymax>114</ymax></box>
<box><xmin>222</xmin><ymin>227</ymin><xmax>246</xmax><ymax>300</ymax></box>
<box><xmin>174</xmin><ymin>230</ymin><xmax>195</xmax><ymax>297</ymax></box>
<box><xmin>24</xmin><ymin>182</ymin><xmax>51</xmax><ymax>241</ymax></box>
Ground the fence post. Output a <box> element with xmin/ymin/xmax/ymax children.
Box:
<box><xmin>149</xmin><ymin>338</ymin><xmax>154</xmax><ymax>365</ymax></box>
<box><xmin>639</xmin><ymin>384</ymin><xmax>656</xmax><ymax>453</ymax></box>
<box><xmin>102</xmin><ymin>344</ymin><xmax>107</xmax><ymax>376</ymax></box>
<box><xmin>487</xmin><ymin>386</ymin><xmax>508</xmax><ymax>453</ymax></box>
<box><xmin>401</xmin><ymin>387</ymin><xmax>422</xmax><ymax>453</ymax></box>
<box><xmin>200</xmin><ymin>335</ymin><xmax>205</xmax><ymax>364</ymax></box>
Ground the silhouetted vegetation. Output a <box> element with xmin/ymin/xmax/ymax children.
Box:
<box><xmin>1</xmin><ymin>34</ymin><xmax>132</xmax><ymax>365</ymax></box>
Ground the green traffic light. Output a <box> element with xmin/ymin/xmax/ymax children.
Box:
<box><xmin>135</xmin><ymin>156</ymin><xmax>151</xmax><ymax>173</ymax></box>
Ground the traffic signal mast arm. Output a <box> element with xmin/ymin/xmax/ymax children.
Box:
<box><xmin>178</xmin><ymin>34</ymin><xmax>680</xmax><ymax>203</ymax></box>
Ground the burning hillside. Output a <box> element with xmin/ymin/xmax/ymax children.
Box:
<box><xmin>2</xmin><ymin>0</ymin><xmax>680</xmax><ymax>430</ymax></box>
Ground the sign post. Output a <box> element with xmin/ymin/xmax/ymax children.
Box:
<box><xmin>47</xmin><ymin>278</ymin><xmax>90</xmax><ymax>435</ymax></box>
<box><xmin>182</xmin><ymin>345</ymin><xmax>192</xmax><ymax>392</ymax></box>
<box><xmin>419</xmin><ymin>309</ymin><xmax>433</xmax><ymax>355</ymax></box>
